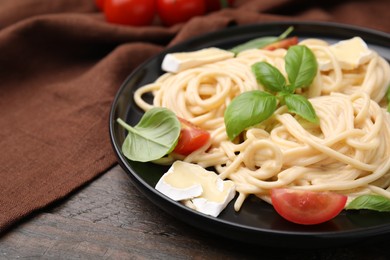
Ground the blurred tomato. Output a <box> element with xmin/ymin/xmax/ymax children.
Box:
<box><xmin>157</xmin><ymin>0</ymin><xmax>206</xmax><ymax>26</ymax></box>
<box><xmin>104</xmin><ymin>0</ymin><xmax>156</xmax><ymax>26</ymax></box>
<box><xmin>95</xmin><ymin>0</ymin><xmax>105</xmax><ymax>10</ymax></box>
<box><xmin>205</xmin><ymin>0</ymin><xmax>234</xmax><ymax>12</ymax></box>
<box><xmin>263</xmin><ymin>37</ymin><xmax>299</xmax><ymax>51</ymax></box>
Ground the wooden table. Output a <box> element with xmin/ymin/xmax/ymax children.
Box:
<box><xmin>1</xmin><ymin>165</ymin><xmax>389</xmax><ymax>259</ymax></box>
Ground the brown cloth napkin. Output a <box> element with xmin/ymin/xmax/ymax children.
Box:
<box><xmin>0</xmin><ymin>0</ymin><xmax>389</xmax><ymax>234</ymax></box>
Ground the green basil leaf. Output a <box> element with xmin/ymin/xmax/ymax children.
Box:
<box><xmin>229</xmin><ymin>37</ymin><xmax>278</xmax><ymax>55</ymax></box>
<box><xmin>252</xmin><ymin>62</ymin><xmax>286</xmax><ymax>92</ymax></box>
<box><xmin>277</xmin><ymin>26</ymin><xmax>294</xmax><ymax>41</ymax></box>
<box><xmin>276</xmin><ymin>91</ymin><xmax>288</xmax><ymax>104</ymax></box>
<box><xmin>224</xmin><ymin>90</ymin><xmax>277</xmax><ymax>140</ymax></box>
<box><xmin>284</xmin><ymin>93</ymin><xmax>319</xmax><ymax>123</ymax></box>
<box><xmin>346</xmin><ymin>195</ymin><xmax>390</xmax><ymax>212</ymax></box>
<box><xmin>283</xmin><ymin>84</ymin><xmax>296</xmax><ymax>94</ymax></box>
<box><xmin>229</xmin><ymin>26</ymin><xmax>294</xmax><ymax>55</ymax></box>
<box><xmin>117</xmin><ymin>107</ymin><xmax>181</xmax><ymax>162</ymax></box>
<box><xmin>285</xmin><ymin>45</ymin><xmax>318</xmax><ymax>89</ymax></box>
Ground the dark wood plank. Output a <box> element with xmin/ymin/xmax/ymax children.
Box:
<box><xmin>1</xmin><ymin>166</ymin><xmax>389</xmax><ymax>259</ymax></box>
<box><xmin>0</xmin><ymin>213</ymin><xmax>245</xmax><ymax>259</ymax></box>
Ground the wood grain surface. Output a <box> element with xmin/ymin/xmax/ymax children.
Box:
<box><xmin>1</xmin><ymin>165</ymin><xmax>389</xmax><ymax>259</ymax></box>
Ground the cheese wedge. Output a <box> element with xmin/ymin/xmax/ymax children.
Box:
<box><xmin>324</xmin><ymin>37</ymin><xmax>374</xmax><ymax>71</ymax></box>
<box><xmin>191</xmin><ymin>177</ymin><xmax>236</xmax><ymax>217</ymax></box>
<box><xmin>155</xmin><ymin>163</ymin><xmax>203</xmax><ymax>201</ymax></box>
<box><xmin>155</xmin><ymin>161</ymin><xmax>236</xmax><ymax>217</ymax></box>
<box><xmin>161</xmin><ymin>47</ymin><xmax>234</xmax><ymax>73</ymax></box>
<box><xmin>317</xmin><ymin>37</ymin><xmax>374</xmax><ymax>71</ymax></box>
<box><xmin>316</xmin><ymin>52</ymin><xmax>333</xmax><ymax>71</ymax></box>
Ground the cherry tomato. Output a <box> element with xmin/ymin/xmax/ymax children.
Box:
<box><xmin>270</xmin><ymin>188</ymin><xmax>347</xmax><ymax>225</ymax></box>
<box><xmin>173</xmin><ymin>118</ymin><xmax>210</xmax><ymax>155</ymax></box>
<box><xmin>104</xmin><ymin>0</ymin><xmax>156</xmax><ymax>26</ymax></box>
<box><xmin>157</xmin><ymin>0</ymin><xmax>206</xmax><ymax>26</ymax></box>
<box><xmin>95</xmin><ymin>0</ymin><xmax>105</xmax><ymax>10</ymax></box>
<box><xmin>262</xmin><ymin>37</ymin><xmax>299</xmax><ymax>51</ymax></box>
<box><xmin>205</xmin><ymin>0</ymin><xmax>235</xmax><ymax>12</ymax></box>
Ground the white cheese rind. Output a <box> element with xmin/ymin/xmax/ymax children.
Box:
<box><xmin>155</xmin><ymin>166</ymin><xmax>203</xmax><ymax>201</ymax></box>
<box><xmin>316</xmin><ymin>37</ymin><xmax>374</xmax><ymax>71</ymax></box>
<box><xmin>329</xmin><ymin>37</ymin><xmax>374</xmax><ymax>70</ymax></box>
<box><xmin>317</xmin><ymin>56</ymin><xmax>332</xmax><ymax>71</ymax></box>
<box><xmin>191</xmin><ymin>178</ymin><xmax>236</xmax><ymax>217</ymax></box>
<box><xmin>161</xmin><ymin>47</ymin><xmax>234</xmax><ymax>73</ymax></box>
<box><xmin>155</xmin><ymin>179</ymin><xmax>203</xmax><ymax>201</ymax></box>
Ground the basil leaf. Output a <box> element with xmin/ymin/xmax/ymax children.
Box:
<box><xmin>229</xmin><ymin>37</ymin><xmax>278</xmax><ymax>55</ymax></box>
<box><xmin>224</xmin><ymin>90</ymin><xmax>277</xmax><ymax>140</ymax></box>
<box><xmin>285</xmin><ymin>45</ymin><xmax>318</xmax><ymax>89</ymax></box>
<box><xmin>276</xmin><ymin>91</ymin><xmax>288</xmax><ymax>104</ymax></box>
<box><xmin>346</xmin><ymin>195</ymin><xmax>390</xmax><ymax>212</ymax></box>
<box><xmin>284</xmin><ymin>93</ymin><xmax>319</xmax><ymax>123</ymax></box>
<box><xmin>252</xmin><ymin>62</ymin><xmax>286</xmax><ymax>92</ymax></box>
<box><xmin>229</xmin><ymin>26</ymin><xmax>294</xmax><ymax>55</ymax></box>
<box><xmin>117</xmin><ymin>107</ymin><xmax>181</xmax><ymax>162</ymax></box>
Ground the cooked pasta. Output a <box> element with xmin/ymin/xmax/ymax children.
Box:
<box><xmin>134</xmin><ymin>37</ymin><xmax>390</xmax><ymax>211</ymax></box>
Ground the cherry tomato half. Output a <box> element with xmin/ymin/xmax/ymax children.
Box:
<box><xmin>95</xmin><ymin>0</ymin><xmax>105</xmax><ymax>11</ymax></box>
<box><xmin>104</xmin><ymin>0</ymin><xmax>156</xmax><ymax>26</ymax></box>
<box><xmin>205</xmin><ymin>0</ymin><xmax>235</xmax><ymax>12</ymax></box>
<box><xmin>270</xmin><ymin>188</ymin><xmax>347</xmax><ymax>225</ymax></box>
<box><xmin>262</xmin><ymin>37</ymin><xmax>299</xmax><ymax>51</ymax></box>
<box><xmin>157</xmin><ymin>0</ymin><xmax>206</xmax><ymax>26</ymax></box>
<box><xmin>173</xmin><ymin>118</ymin><xmax>210</xmax><ymax>155</ymax></box>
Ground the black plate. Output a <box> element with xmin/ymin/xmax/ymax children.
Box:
<box><xmin>109</xmin><ymin>21</ymin><xmax>390</xmax><ymax>248</ymax></box>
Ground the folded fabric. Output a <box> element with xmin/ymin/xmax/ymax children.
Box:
<box><xmin>0</xmin><ymin>0</ymin><xmax>388</xmax><ymax>234</ymax></box>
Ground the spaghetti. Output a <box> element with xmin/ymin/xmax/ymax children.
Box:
<box><xmin>134</xmin><ymin>38</ymin><xmax>390</xmax><ymax>211</ymax></box>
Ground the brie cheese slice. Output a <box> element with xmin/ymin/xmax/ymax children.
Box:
<box><xmin>161</xmin><ymin>47</ymin><xmax>234</xmax><ymax>73</ymax></box>
<box><xmin>191</xmin><ymin>177</ymin><xmax>236</xmax><ymax>217</ymax></box>
<box><xmin>155</xmin><ymin>161</ymin><xmax>236</xmax><ymax>217</ymax></box>
<box><xmin>329</xmin><ymin>37</ymin><xmax>374</xmax><ymax>70</ymax></box>
<box><xmin>155</xmin><ymin>163</ymin><xmax>203</xmax><ymax>201</ymax></box>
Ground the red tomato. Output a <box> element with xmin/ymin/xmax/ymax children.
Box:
<box><xmin>157</xmin><ymin>0</ymin><xmax>206</xmax><ymax>26</ymax></box>
<box><xmin>173</xmin><ymin>118</ymin><xmax>210</xmax><ymax>155</ymax></box>
<box><xmin>95</xmin><ymin>0</ymin><xmax>105</xmax><ymax>10</ymax></box>
<box><xmin>104</xmin><ymin>0</ymin><xmax>156</xmax><ymax>26</ymax></box>
<box><xmin>205</xmin><ymin>0</ymin><xmax>235</xmax><ymax>12</ymax></box>
<box><xmin>270</xmin><ymin>188</ymin><xmax>347</xmax><ymax>225</ymax></box>
<box><xmin>263</xmin><ymin>37</ymin><xmax>299</xmax><ymax>51</ymax></box>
